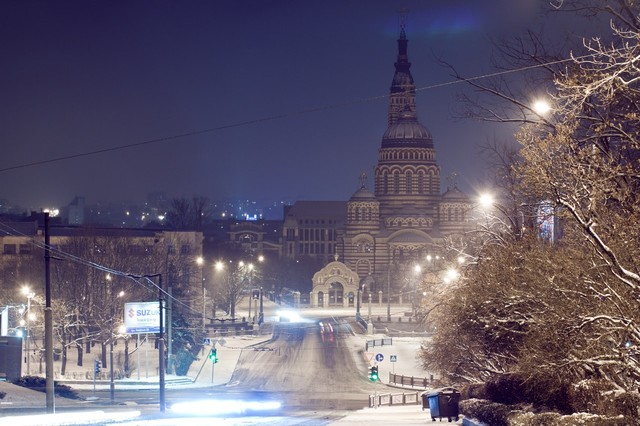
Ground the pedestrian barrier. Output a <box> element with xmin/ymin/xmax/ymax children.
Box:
<box><xmin>388</xmin><ymin>372</ymin><xmax>434</xmax><ymax>388</ymax></box>
<box><xmin>365</xmin><ymin>337</ymin><xmax>393</xmax><ymax>352</ymax></box>
<box><xmin>368</xmin><ymin>391</ymin><xmax>420</xmax><ymax>408</ymax></box>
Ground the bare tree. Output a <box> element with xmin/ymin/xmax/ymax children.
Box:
<box><xmin>422</xmin><ymin>1</ymin><xmax>640</xmax><ymax>394</ymax></box>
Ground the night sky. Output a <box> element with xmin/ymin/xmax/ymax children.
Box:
<box><xmin>1</xmin><ymin>1</ymin><xmax>577</xmax><ymax>213</ymax></box>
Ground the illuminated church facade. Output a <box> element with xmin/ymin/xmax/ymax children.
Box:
<box><xmin>293</xmin><ymin>26</ymin><xmax>472</xmax><ymax>307</ymax></box>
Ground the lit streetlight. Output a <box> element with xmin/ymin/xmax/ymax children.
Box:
<box><xmin>196</xmin><ymin>257</ymin><xmax>206</xmax><ymax>334</ymax></box>
<box><xmin>532</xmin><ymin>99</ymin><xmax>551</xmax><ymax>115</ymax></box>
<box><xmin>257</xmin><ymin>255</ymin><xmax>265</xmax><ymax>325</ymax></box>
<box><xmin>107</xmin><ymin>274</ymin><xmax>125</xmax><ymax>405</ymax></box>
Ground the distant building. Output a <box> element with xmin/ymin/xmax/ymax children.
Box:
<box><xmin>66</xmin><ymin>196</ymin><xmax>85</xmax><ymax>225</ymax></box>
<box><xmin>0</xmin><ymin>217</ymin><xmax>203</xmax><ymax>308</ymax></box>
<box><xmin>282</xmin><ymin>201</ymin><xmax>346</xmax><ymax>262</ymax></box>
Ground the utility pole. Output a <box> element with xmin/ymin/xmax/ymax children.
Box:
<box><xmin>167</xmin><ymin>285</ymin><xmax>173</xmax><ymax>375</ymax></box>
<box><xmin>258</xmin><ymin>288</ymin><xmax>264</xmax><ymax>324</ymax></box>
<box><xmin>158</xmin><ymin>274</ymin><xmax>165</xmax><ymax>412</ymax></box>
<box><xmin>132</xmin><ymin>273</ymin><xmax>166</xmax><ymax>412</ymax></box>
<box><xmin>386</xmin><ymin>266</ymin><xmax>391</xmax><ymax>322</ymax></box>
<box><xmin>44</xmin><ymin>212</ymin><xmax>55</xmax><ymax>413</ymax></box>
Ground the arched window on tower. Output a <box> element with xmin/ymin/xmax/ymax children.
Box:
<box><xmin>418</xmin><ymin>172</ymin><xmax>425</xmax><ymax>194</ymax></box>
<box><xmin>394</xmin><ymin>171</ymin><xmax>400</xmax><ymax>194</ymax></box>
<box><xmin>383</xmin><ymin>171</ymin><xmax>388</xmax><ymax>194</ymax></box>
<box><xmin>406</xmin><ymin>171</ymin><xmax>413</xmax><ymax>194</ymax></box>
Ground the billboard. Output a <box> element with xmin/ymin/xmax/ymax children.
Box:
<box><xmin>124</xmin><ymin>301</ymin><xmax>164</xmax><ymax>334</ymax></box>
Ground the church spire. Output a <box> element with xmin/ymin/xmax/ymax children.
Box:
<box><xmin>388</xmin><ymin>13</ymin><xmax>416</xmax><ymax>126</ymax></box>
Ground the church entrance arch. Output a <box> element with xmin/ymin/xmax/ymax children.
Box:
<box><xmin>310</xmin><ymin>257</ymin><xmax>359</xmax><ymax>308</ymax></box>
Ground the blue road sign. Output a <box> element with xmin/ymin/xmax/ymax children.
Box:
<box><xmin>375</xmin><ymin>353</ymin><xmax>384</xmax><ymax>362</ymax></box>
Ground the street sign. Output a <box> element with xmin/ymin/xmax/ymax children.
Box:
<box><xmin>365</xmin><ymin>352</ymin><xmax>375</xmax><ymax>363</ymax></box>
<box><xmin>375</xmin><ymin>353</ymin><xmax>384</xmax><ymax>362</ymax></box>
<box><xmin>203</xmin><ymin>338</ymin><xmax>211</xmax><ymax>345</ymax></box>
<box><xmin>390</xmin><ymin>355</ymin><xmax>397</xmax><ymax>362</ymax></box>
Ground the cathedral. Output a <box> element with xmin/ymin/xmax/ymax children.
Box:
<box><xmin>305</xmin><ymin>25</ymin><xmax>471</xmax><ymax>308</ymax></box>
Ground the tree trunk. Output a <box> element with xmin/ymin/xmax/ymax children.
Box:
<box><xmin>101</xmin><ymin>341</ymin><xmax>107</xmax><ymax>368</ymax></box>
<box><xmin>124</xmin><ymin>338</ymin><xmax>129</xmax><ymax>377</ymax></box>
<box><xmin>76</xmin><ymin>340</ymin><xmax>83</xmax><ymax>367</ymax></box>
<box><xmin>61</xmin><ymin>328</ymin><xmax>67</xmax><ymax>375</ymax></box>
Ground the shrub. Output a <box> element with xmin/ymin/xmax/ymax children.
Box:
<box><xmin>460</xmin><ymin>398</ymin><xmax>515</xmax><ymax>426</ymax></box>
<box><xmin>510</xmin><ymin>411</ymin><xmax>631</xmax><ymax>426</ymax></box>
<box><xmin>460</xmin><ymin>383</ymin><xmax>488</xmax><ymax>400</ymax></box>
<box><xmin>570</xmin><ymin>379</ymin><xmax>640</xmax><ymax>420</ymax></box>
<box><xmin>484</xmin><ymin>373</ymin><xmax>573</xmax><ymax>413</ymax></box>
<box><xmin>12</xmin><ymin>376</ymin><xmax>81</xmax><ymax>400</ymax></box>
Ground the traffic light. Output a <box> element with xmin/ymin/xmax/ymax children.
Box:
<box><xmin>252</xmin><ymin>289</ymin><xmax>260</xmax><ymax>300</ymax></box>
<box><xmin>94</xmin><ymin>359</ymin><xmax>101</xmax><ymax>374</ymax></box>
<box><xmin>208</xmin><ymin>347</ymin><xmax>218</xmax><ymax>363</ymax></box>
<box><xmin>369</xmin><ymin>365</ymin><xmax>379</xmax><ymax>382</ymax></box>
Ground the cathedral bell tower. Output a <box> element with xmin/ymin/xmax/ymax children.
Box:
<box><xmin>374</xmin><ymin>25</ymin><xmax>441</xmax><ymax>225</ymax></box>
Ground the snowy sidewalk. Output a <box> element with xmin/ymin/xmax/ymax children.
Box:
<box><xmin>332</xmin><ymin>404</ymin><xmax>463</xmax><ymax>425</ymax></box>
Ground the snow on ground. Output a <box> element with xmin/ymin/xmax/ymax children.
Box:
<box><xmin>332</xmin><ymin>404</ymin><xmax>463</xmax><ymax>425</ymax></box>
<box><xmin>1</xmin><ymin>303</ymin><xmax>460</xmax><ymax>425</ymax></box>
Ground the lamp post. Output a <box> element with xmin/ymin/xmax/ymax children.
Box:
<box><xmin>196</xmin><ymin>257</ymin><xmax>205</xmax><ymax>334</ymax></box>
<box><xmin>386</xmin><ymin>266</ymin><xmax>391</xmax><ymax>322</ymax></box>
<box><xmin>107</xmin><ymin>274</ymin><xmax>124</xmax><ymax>405</ymax></box>
<box><xmin>21</xmin><ymin>286</ymin><xmax>35</xmax><ymax>375</ymax></box>
<box><xmin>242</xmin><ymin>262</ymin><xmax>255</xmax><ymax>321</ymax></box>
<box><xmin>257</xmin><ymin>255</ymin><xmax>265</xmax><ymax>325</ymax></box>
<box><xmin>214</xmin><ymin>261</ymin><xmax>225</xmax><ymax>318</ymax></box>
<box><xmin>356</xmin><ymin>283</ymin><xmax>361</xmax><ymax>319</ymax></box>
<box><xmin>129</xmin><ymin>273</ymin><xmax>164</xmax><ymax>412</ymax></box>
<box><xmin>413</xmin><ymin>264</ymin><xmax>422</xmax><ymax>318</ymax></box>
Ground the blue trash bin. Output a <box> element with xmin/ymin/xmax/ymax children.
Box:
<box><xmin>426</xmin><ymin>387</ymin><xmax>460</xmax><ymax>422</ymax></box>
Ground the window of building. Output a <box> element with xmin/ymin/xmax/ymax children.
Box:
<box><xmin>394</xmin><ymin>171</ymin><xmax>400</xmax><ymax>193</ymax></box>
<box><xmin>406</xmin><ymin>171</ymin><xmax>413</xmax><ymax>194</ymax></box>
<box><xmin>383</xmin><ymin>172</ymin><xmax>388</xmax><ymax>194</ymax></box>
<box><xmin>19</xmin><ymin>244</ymin><xmax>31</xmax><ymax>255</ymax></box>
<box><xmin>181</xmin><ymin>244</ymin><xmax>190</xmax><ymax>255</ymax></box>
<box><xmin>3</xmin><ymin>244</ymin><xmax>17</xmax><ymax>254</ymax></box>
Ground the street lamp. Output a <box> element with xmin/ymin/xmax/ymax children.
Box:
<box><xmin>106</xmin><ymin>274</ymin><xmax>125</xmax><ymax>404</ymax></box>
<box><xmin>412</xmin><ymin>265</ymin><xmax>423</xmax><ymax>318</ymax></box>
<box><xmin>257</xmin><ymin>255</ymin><xmax>265</xmax><ymax>325</ymax></box>
<box><xmin>21</xmin><ymin>286</ymin><xmax>35</xmax><ymax>375</ymax></box>
<box><xmin>532</xmin><ymin>99</ymin><xmax>551</xmax><ymax>115</ymax></box>
<box><xmin>244</xmin><ymin>262</ymin><xmax>255</xmax><ymax>321</ymax></box>
<box><xmin>214</xmin><ymin>261</ymin><xmax>226</xmax><ymax>318</ymax></box>
<box><xmin>196</xmin><ymin>256</ymin><xmax>206</xmax><ymax>334</ymax></box>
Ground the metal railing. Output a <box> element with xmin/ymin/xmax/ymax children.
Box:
<box><xmin>368</xmin><ymin>391</ymin><xmax>420</xmax><ymax>408</ymax></box>
<box><xmin>365</xmin><ymin>337</ymin><xmax>393</xmax><ymax>352</ymax></box>
<box><xmin>388</xmin><ymin>372</ymin><xmax>434</xmax><ymax>388</ymax></box>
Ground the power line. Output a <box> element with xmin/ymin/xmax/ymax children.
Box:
<box><xmin>0</xmin><ymin>54</ymin><xmax>587</xmax><ymax>174</ymax></box>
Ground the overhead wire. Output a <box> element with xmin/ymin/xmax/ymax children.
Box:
<box><xmin>0</xmin><ymin>54</ymin><xmax>590</xmax><ymax>174</ymax></box>
<box><xmin>0</xmin><ymin>221</ymin><xmax>199</xmax><ymax>318</ymax></box>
